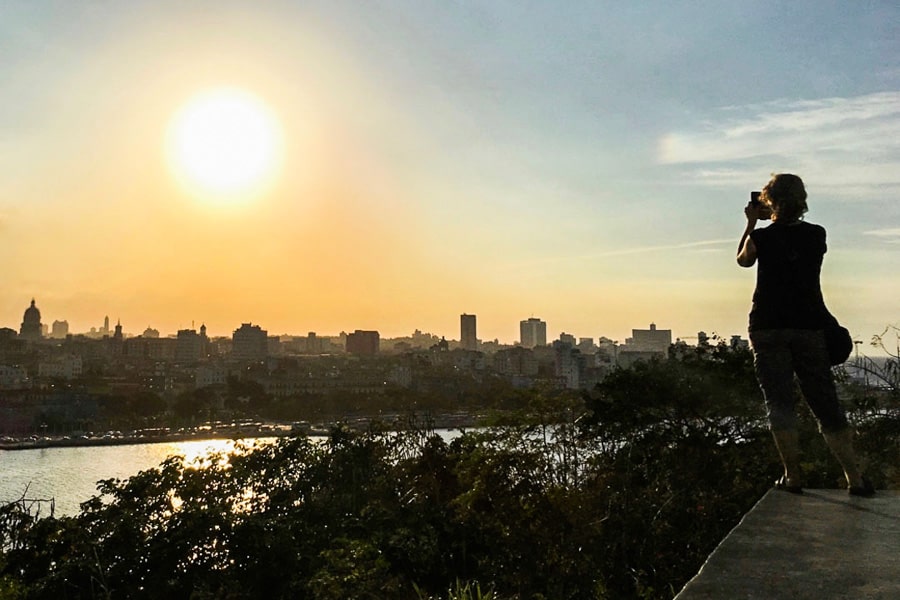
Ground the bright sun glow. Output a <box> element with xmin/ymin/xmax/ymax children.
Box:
<box><xmin>166</xmin><ymin>87</ymin><xmax>283</xmax><ymax>200</ymax></box>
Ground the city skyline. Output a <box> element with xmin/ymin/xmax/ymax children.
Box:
<box><xmin>2</xmin><ymin>3</ymin><xmax>898</xmax><ymax>351</ymax></box>
<box><xmin>7</xmin><ymin>296</ymin><xmax>680</xmax><ymax>347</ymax></box>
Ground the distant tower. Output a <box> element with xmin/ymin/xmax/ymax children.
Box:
<box><xmin>103</xmin><ymin>315</ymin><xmax>110</xmax><ymax>335</ymax></box>
<box><xmin>114</xmin><ymin>319</ymin><xmax>123</xmax><ymax>342</ymax></box>
<box><xmin>519</xmin><ymin>317</ymin><xmax>547</xmax><ymax>349</ymax></box>
<box><xmin>460</xmin><ymin>314</ymin><xmax>477</xmax><ymax>351</ymax></box>
<box><xmin>51</xmin><ymin>320</ymin><xmax>70</xmax><ymax>339</ymax></box>
<box><xmin>20</xmin><ymin>299</ymin><xmax>43</xmax><ymax>342</ymax></box>
<box><xmin>200</xmin><ymin>324</ymin><xmax>210</xmax><ymax>359</ymax></box>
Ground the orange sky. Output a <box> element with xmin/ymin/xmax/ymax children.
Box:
<box><xmin>2</xmin><ymin>2</ymin><xmax>898</xmax><ymax>348</ymax></box>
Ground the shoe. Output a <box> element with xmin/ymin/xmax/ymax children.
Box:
<box><xmin>775</xmin><ymin>475</ymin><xmax>803</xmax><ymax>495</ymax></box>
<box><xmin>849</xmin><ymin>476</ymin><xmax>875</xmax><ymax>497</ymax></box>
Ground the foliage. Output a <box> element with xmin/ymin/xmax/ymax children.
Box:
<box><xmin>1</xmin><ymin>346</ymin><xmax>896</xmax><ymax>599</ymax></box>
<box><xmin>832</xmin><ymin>325</ymin><xmax>900</xmax><ymax>489</ymax></box>
<box><xmin>415</xmin><ymin>579</ymin><xmax>495</xmax><ymax>600</ymax></box>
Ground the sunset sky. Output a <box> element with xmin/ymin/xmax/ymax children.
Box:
<box><xmin>2</xmin><ymin>1</ymin><xmax>898</xmax><ymax>349</ymax></box>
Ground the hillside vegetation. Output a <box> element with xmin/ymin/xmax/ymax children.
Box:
<box><xmin>2</xmin><ymin>345</ymin><xmax>897</xmax><ymax>599</ymax></box>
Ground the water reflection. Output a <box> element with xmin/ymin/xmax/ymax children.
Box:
<box><xmin>0</xmin><ymin>438</ymin><xmax>278</xmax><ymax>517</ymax></box>
<box><xmin>1</xmin><ymin>431</ymin><xmax>459</xmax><ymax>517</ymax></box>
<box><xmin>164</xmin><ymin>439</ymin><xmax>246</xmax><ymax>466</ymax></box>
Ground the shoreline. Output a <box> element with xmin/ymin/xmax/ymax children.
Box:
<box><xmin>0</xmin><ymin>430</ymin><xmax>295</xmax><ymax>452</ymax></box>
<box><xmin>0</xmin><ymin>413</ymin><xmax>483</xmax><ymax>452</ymax></box>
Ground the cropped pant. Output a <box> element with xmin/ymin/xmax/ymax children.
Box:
<box><xmin>749</xmin><ymin>328</ymin><xmax>849</xmax><ymax>433</ymax></box>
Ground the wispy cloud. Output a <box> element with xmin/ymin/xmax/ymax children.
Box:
<box><xmin>578</xmin><ymin>239</ymin><xmax>733</xmax><ymax>259</ymax></box>
<box><xmin>502</xmin><ymin>239</ymin><xmax>734</xmax><ymax>269</ymax></box>
<box><xmin>864</xmin><ymin>228</ymin><xmax>900</xmax><ymax>243</ymax></box>
<box><xmin>658</xmin><ymin>92</ymin><xmax>900</xmax><ymax>192</ymax></box>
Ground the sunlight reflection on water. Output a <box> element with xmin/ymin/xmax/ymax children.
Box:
<box><xmin>1</xmin><ymin>430</ymin><xmax>463</xmax><ymax>517</ymax></box>
<box><xmin>0</xmin><ymin>438</ymin><xmax>278</xmax><ymax>517</ymax></box>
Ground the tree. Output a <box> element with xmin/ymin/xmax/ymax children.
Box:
<box><xmin>2</xmin><ymin>344</ymin><xmax>895</xmax><ymax>599</ymax></box>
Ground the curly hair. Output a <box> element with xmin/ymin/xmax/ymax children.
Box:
<box><xmin>761</xmin><ymin>173</ymin><xmax>808</xmax><ymax>222</ymax></box>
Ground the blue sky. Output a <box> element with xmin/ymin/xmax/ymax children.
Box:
<box><xmin>1</xmin><ymin>1</ymin><xmax>898</xmax><ymax>349</ymax></box>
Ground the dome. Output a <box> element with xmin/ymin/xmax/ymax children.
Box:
<box><xmin>23</xmin><ymin>299</ymin><xmax>41</xmax><ymax>324</ymax></box>
<box><xmin>20</xmin><ymin>298</ymin><xmax>43</xmax><ymax>341</ymax></box>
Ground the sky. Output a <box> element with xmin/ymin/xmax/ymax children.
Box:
<box><xmin>1</xmin><ymin>1</ymin><xmax>899</xmax><ymax>351</ymax></box>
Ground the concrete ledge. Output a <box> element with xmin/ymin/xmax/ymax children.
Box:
<box><xmin>675</xmin><ymin>489</ymin><xmax>900</xmax><ymax>599</ymax></box>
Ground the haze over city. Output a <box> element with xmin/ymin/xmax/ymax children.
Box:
<box><xmin>2</xmin><ymin>2</ymin><xmax>898</xmax><ymax>347</ymax></box>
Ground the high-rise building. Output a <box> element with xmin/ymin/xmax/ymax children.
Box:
<box><xmin>460</xmin><ymin>314</ymin><xmax>477</xmax><ymax>351</ymax></box>
<box><xmin>176</xmin><ymin>328</ymin><xmax>203</xmax><ymax>363</ymax></box>
<box><xmin>346</xmin><ymin>330</ymin><xmax>380</xmax><ymax>356</ymax></box>
<box><xmin>19</xmin><ymin>299</ymin><xmax>43</xmax><ymax>342</ymax></box>
<box><xmin>232</xmin><ymin>323</ymin><xmax>268</xmax><ymax>362</ymax></box>
<box><xmin>519</xmin><ymin>317</ymin><xmax>547</xmax><ymax>349</ymax></box>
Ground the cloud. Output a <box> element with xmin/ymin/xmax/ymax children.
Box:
<box><xmin>864</xmin><ymin>228</ymin><xmax>900</xmax><ymax>243</ymax></box>
<box><xmin>499</xmin><ymin>239</ymin><xmax>734</xmax><ymax>269</ymax></box>
<box><xmin>578</xmin><ymin>239</ymin><xmax>733</xmax><ymax>259</ymax></box>
<box><xmin>658</xmin><ymin>92</ymin><xmax>900</xmax><ymax>192</ymax></box>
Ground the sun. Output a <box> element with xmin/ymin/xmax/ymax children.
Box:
<box><xmin>166</xmin><ymin>87</ymin><xmax>283</xmax><ymax>201</ymax></box>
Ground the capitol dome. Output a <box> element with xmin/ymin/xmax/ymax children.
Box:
<box><xmin>20</xmin><ymin>298</ymin><xmax>43</xmax><ymax>341</ymax></box>
<box><xmin>23</xmin><ymin>299</ymin><xmax>41</xmax><ymax>321</ymax></box>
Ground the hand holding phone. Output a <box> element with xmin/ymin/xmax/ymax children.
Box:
<box><xmin>749</xmin><ymin>191</ymin><xmax>771</xmax><ymax>220</ymax></box>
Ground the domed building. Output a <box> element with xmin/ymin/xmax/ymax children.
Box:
<box><xmin>20</xmin><ymin>298</ymin><xmax>43</xmax><ymax>342</ymax></box>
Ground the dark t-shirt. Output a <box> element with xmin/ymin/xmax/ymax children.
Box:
<box><xmin>749</xmin><ymin>221</ymin><xmax>833</xmax><ymax>332</ymax></box>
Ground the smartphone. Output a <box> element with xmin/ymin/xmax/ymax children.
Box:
<box><xmin>750</xmin><ymin>191</ymin><xmax>762</xmax><ymax>205</ymax></box>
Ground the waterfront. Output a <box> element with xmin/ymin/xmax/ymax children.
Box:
<box><xmin>0</xmin><ymin>437</ymin><xmax>282</xmax><ymax>517</ymax></box>
<box><xmin>0</xmin><ymin>427</ymin><xmax>466</xmax><ymax>518</ymax></box>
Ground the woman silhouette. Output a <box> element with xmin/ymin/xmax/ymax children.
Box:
<box><xmin>737</xmin><ymin>173</ymin><xmax>873</xmax><ymax>496</ymax></box>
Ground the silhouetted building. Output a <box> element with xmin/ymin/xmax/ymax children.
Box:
<box><xmin>176</xmin><ymin>329</ymin><xmax>203</xmax><ymax>362</ymax></box>
<box><xmin>232</xmin><ymin>323</ymin><xmax>268</xmax><ymax>362</ymax></box>
<box><xmin>730</xmin><ymin>335</ymin><xmax>749</xmax><ymax>351</ymax></box>
<box><xmin>51</xmin><ymin>320</ymin><xmax>69</xmax><ymax>339</ymax></box>
<box><xmin>519</xmin><ymin>317</ymin><xmax>547</xmax><ymax>349</ymax></box>
<box><xmin>577</xmin><ymin>337</ymin><xmax>595</xmax><ymax>353</ymax></box>
<box><xmin>306</xmin><ymin>332</ymin><xmax>320</xmax><ymax>353</ymax></box>
<box><xmin>123</xmin><ymin>335</ymin><xmax>176</xmax><ymax>361</ymax></box>
<box><xmin>624</xmin><ymin>323</ymin><xmax>671</xmax><ymax>353</ymax></box>
<box><xmin>113</xmin><ymin>320</ymin><xmax>123</xmax><ymax>342</ymax></box>
<box><xmin>616</xmin><ymin>323</ymin><xmax>672</xmax><ymax>367</ymax></box>
<box><xmin>460</xmin><ymin>314</ymin><xmax>477</xmax><ymax>351</ymax></box>
<box><xmin>346</xmin><ymin>330</ymin><xmax>380</xmax><ymax>356</ymax></box>
<box><xmin>557</xmin><ymin>332</ymin><xmax>576</xmax><ymax>348</ymax></box>
<box><xmin>0</xmin><ymin>365</ymin><xmax>29</xmax><ymax>390</ymax></box>
<box><xmin>38</xmin><ymin>354</ymin><xmax>83</xmax><ymax>380</ymax></box>
<box><xmin>19</xmin><ymin>299</ymin><xmax>43</xmax><ymax>342</ymax></box>
<box><xmin>196</xmin><ymin>364</ymin><xmax>230</xmax><ymax>388</ymax></box>
<box><xmin>556</xmin><ymin>346</ymin><xmax>584</xmax><ymax>389</ymax></box>
<box><xmin>493</xmin><ymin>346</ymin><xmax>539</xmax><ymax>377</ymax></box>
<box><xmin>142</xmin><ymin>327</ymin><xmax>160</xmax><ymax>338</ymax></box>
